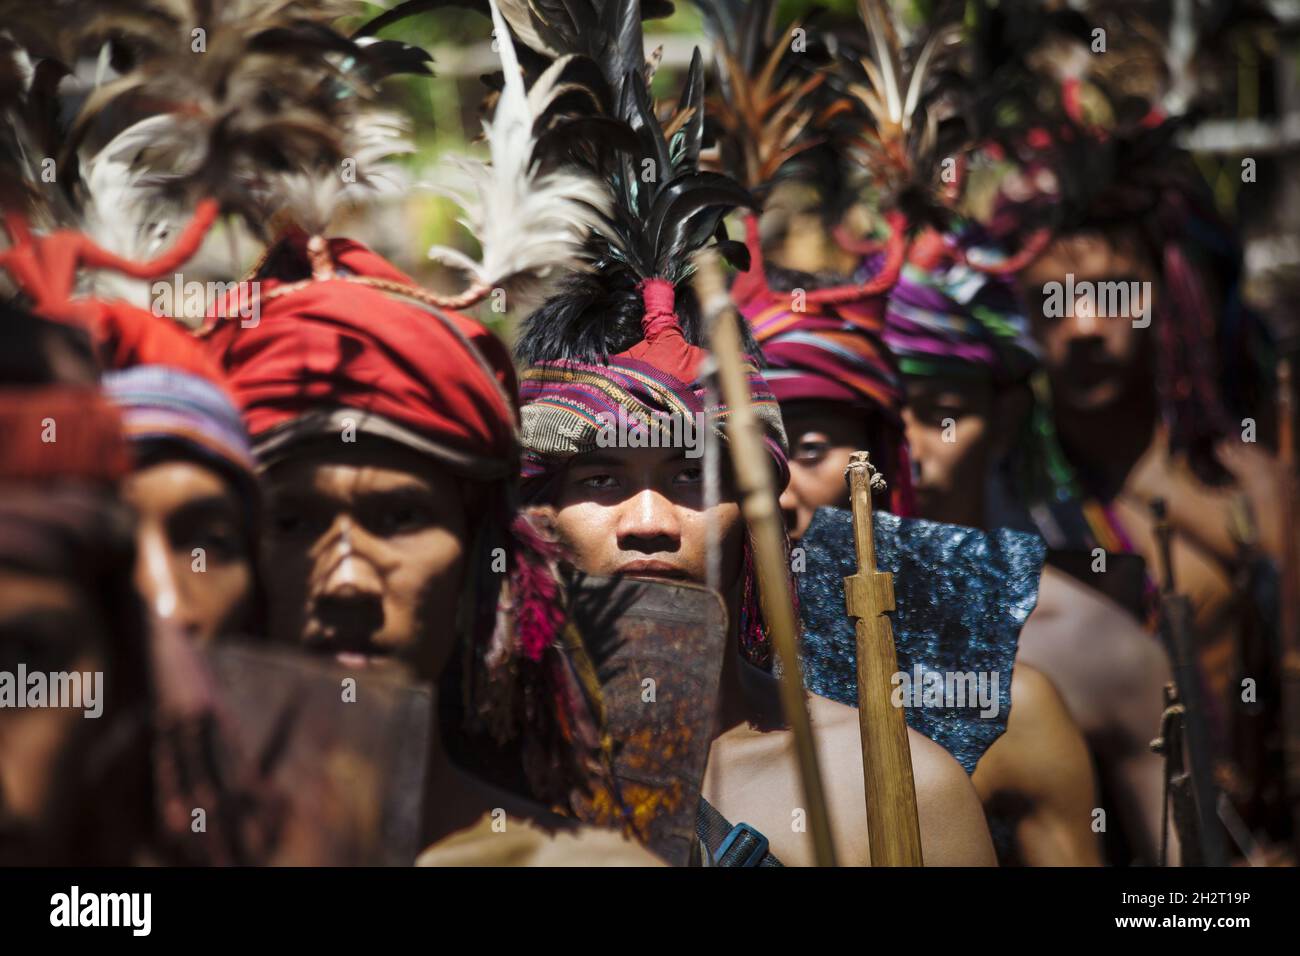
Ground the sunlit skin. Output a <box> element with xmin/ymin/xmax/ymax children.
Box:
<box><xmin>547</xmin><ymin>442</ymin><xmax>995</xmax><ymax>866</ymax></box>
<box><xmin>261</xmin><ymin>441</ymin><xmax>469</xmax><ymax>680</ymax></box>
<box><xmin>123</xmin><ymin>460</ymin><xmax>252</xmax><ymax>643</ymax></box>
<box><xmin>550</xmin><ymin>446</ymin><xmax>745</xmax><ymax>590</ymax></box>
<box><xmin>0</xmin><ymin>569</ymin><xmax>108</xmax><ymax>860</ymax></box>
<box><xmin>778</xmin><ymin>400</ymin><xmax>878</xmax><ymax>543</ymax></box>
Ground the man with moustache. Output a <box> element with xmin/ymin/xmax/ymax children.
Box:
<box><xmin>883</xmin><ymin>230</ymin><xmax>1175</xmax><ymax>863</ymax></box>
<box><xmin>200</xmin><ymin>232</ymin><xmax>658</xmax><ymax>863</ymax></box>
<box><xmin>987</xmin><ymin>115</ymin><xmax>1283</xmax><ymax>822</ymax></box>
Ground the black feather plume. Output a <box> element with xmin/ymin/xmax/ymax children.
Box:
<box><xmin>513</xmin><ymin>0</ymin><xmax>757</xmax><ymax>365</ymax></box>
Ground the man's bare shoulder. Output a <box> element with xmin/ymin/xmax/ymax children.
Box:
<box><xmin>805</xmin><ymin>689</ymin><xmax>860</xmax><ymax>729</ymax></box>
<box><xmin>802</xmin><ymin>692</ymin><xmax>995</xmax><ymax>865</ymax></box>
<box><xmin>1023</xmin><ymin>566</ymin><xmax>1169</xmax><ymax>698</ymax></box>
<box><xmin>804</xmin><ymin>692</ymin><xmax>964</xmax><ymax>774</ymax></box>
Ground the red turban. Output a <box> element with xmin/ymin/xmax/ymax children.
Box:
<box><xmin>93</xmin><ymin>299</ymin><xmax>230</xmax><ymax>386</ymax></box>
<box><xmin>0</xmin><ymin>386</ymin><xmax>131</xmax><ymax>486</ymax></box>
<box><xmin>198</xmin><ymin>235</ymin><xmax>519</xmax><ymax>479</ymax></box>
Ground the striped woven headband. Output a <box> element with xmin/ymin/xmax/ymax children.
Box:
<box><xmin>885</xmin><ymin>257</ymin><xmax>1039</xmax><ymax>384</ymax></box>
<box><xmin>519</xmin><ymin>354</ymin><xmax>787</xmax><ymax>483</ymax></box>
<box><xmin>103</xmin><ymin>364</ymin><xmax>256</xmax><ymax>476</ymax></box>
<box><xmin>746</xmin><ymin>291</ymin><xmax>904</xmax><ymax>422</ymax></box>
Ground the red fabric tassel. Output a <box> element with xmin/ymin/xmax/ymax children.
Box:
<box><xmin>508</xmin><ymin>514</ymin><xmax>566</xmax><ymax>662</ymax></box>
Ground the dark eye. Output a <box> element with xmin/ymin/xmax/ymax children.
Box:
<box><xmin>794</xmin><ymin>440</ymin><xmax>830</xmax><ymax>464</ymax></box>
<box><xmin>373</xmin><ymin>503</ymin><xmax>433</xmax><ymax>536</ymax></box>
<box><xmin>578</xmin><ymin>473</ymin><xmax>618</xmax><ymax>490</ymax></box>
<box><xmin>673</xmin><ymin>466</ymin><xmax>703</xmax><ymax>485</ymax></box>
<box><xmin>268</xmin><ymin>503</ymin><xmax>326</xmax><ymax>539</ymax></box>
<box><xmin>271</xmin><ymin>510</ymin><xmax>304</xmax><ymax>536</ymax></box>
<box><xmin>185</xmin><ymin>526</ymin><xmax>242</xmax><ymax>561</ymax></box>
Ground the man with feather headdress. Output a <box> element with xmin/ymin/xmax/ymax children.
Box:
<box><xmin>498</xmin><ymin>0</ymin><xmax>994</xmax><ymax>866</ymax></box>
<box><xmin>691</xmin><ymin>0</ymin><xmax>1116</xmax><ymax>865</ymax></box>
<box><xmin>960</xmin><ymin>0</ymin><xmax>1289</xmax><ymax>857</ymax></box>
<box><xmin>0</xmin><ymin>0</ymin><xmax>663</xmax><ymax>864</ymax></box>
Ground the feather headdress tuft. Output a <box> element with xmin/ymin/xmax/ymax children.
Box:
<box><xmin>511</xmin><ymin>0</ymin><xmax>759</xmax><ymax>365</ymax></box>
<box><xmin>0</xmin><ymin>1</ymin><xmax>429</xmax><ymax>240</ymax></box>
<box><xmin>424</xmin><ymin>0</ymin><xmax>617</xmax><ymax>311</ymax></box>
<box><xmin>691</xmin><ymin>0</ymin><xmax>828</xmax><ymax>195</ymax></box>
<box><xmin>827</xmin><ymin>0</ymin><xmax>965</xmax><ymax>229</ymax></box>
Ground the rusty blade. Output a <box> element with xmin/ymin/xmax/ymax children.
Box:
<box><xmin>565</xmin><ymin>575</ymin><xmax>728</xmax><ymax>866</ymax></box>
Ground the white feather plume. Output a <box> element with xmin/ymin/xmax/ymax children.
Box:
<box><xmin>426</xmin><ymin>0</ymin><xmax>612</xmax><ymax>309</ymax></box>
<box><xmin>79</xmin><ymin>115</ymin><xmax>185</xmax><ymax>307</ymax></box>
<box><xmin>264</xmin><ymin>110</ymin><xmax>415</xmax><ymax>237</ymax></box>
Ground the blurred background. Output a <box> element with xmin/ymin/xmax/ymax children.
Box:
<box><xmin>191</xmin><ymin>1</ymin><xmax>1300</xmax><ymax>349</ymax></box>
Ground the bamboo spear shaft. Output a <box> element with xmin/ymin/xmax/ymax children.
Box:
<box><xmin>693</xmin><ymin>249</ymin><xmax>838</xmax><ymax>867</ymax></box>
<box><xmin>844</xmin><ymin>451</ymin><xmax>924</xmax><ymax>865</ymax></box>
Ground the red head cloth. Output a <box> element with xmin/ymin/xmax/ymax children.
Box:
<box><xmin>616</xmin><ymin>277</ymin><xmax>704</xmax><ymax>384</ymax></box>
<box><xmin>0</xmin><ymin>386</ymin><xmax>131</xmax><ymax>486</ymax></box>
<box><xmin>198</xmin><ymin>234</ymin><xmax>520</xmax><ymax>479</ymax></box>
<box><xmin>0</xmin><ymin>199</ymin><xmax>226</xmax><ymax>383</ymax></box>
<box><xmin>92</xmin><ymin>299</ymin><xmax>230</xmax><ymax>385</ymax></box>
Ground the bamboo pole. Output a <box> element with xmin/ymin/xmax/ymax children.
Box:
<box><xmin>693</xmin><ymin>249</ymin><xmax>838</xmax><ymax>867</ymax></box>
<box><xmin>844</xmin><ymin>451</ymin><xmax>924</xmax><ymax>865</ymax></box>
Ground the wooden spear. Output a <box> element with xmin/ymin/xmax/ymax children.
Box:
<box><xmin>693</xmin><ymin>249</ymin><xmax>838</xmax><ymax>867</ymax></box>
<box><xmin>844</xmin><ymin>451</ymin><xmax>924</xmax><ymax>865</ymax></box>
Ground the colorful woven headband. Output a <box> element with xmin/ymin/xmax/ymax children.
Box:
<box><xmin>885</xmin><ymin>230</ymin><xmax>1040</xmax><ymax>385</ymax></box>
<box><xmin>103</xmin><ymin>364</ymin><xmax>257</xmax><ymax>503</ymax></box>
<box><xmin>519</xmin><ymin>278</ymin><xmax>789</xmax><ymax>487</ymax></box>
<box><xmin>740</xmin><ymin>235</ymin><xmax>915</xmax><ymax>516</ymax></box>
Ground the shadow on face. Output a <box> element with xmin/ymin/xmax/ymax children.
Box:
<box><xmin>1017</xmin><ymin>231</ymin><xmax>1157</xmax><ymax>412</ymax></box>
<box><xmin>548</xmin><ymin>444</ymin><xmax>745</xmax><ymax>592</ymax></box>
<box><xmin>124</xmin><ymin>459</ymin><xmax>253</xmax><ymax>644</ymax></box>
<box><xmin>260</xmin><ymin>439</ymin><xmax>470</xmax><ymax>681</ymax></box>
<box><xmin>0</xmin><ymin>567</ymin><xmax>108</xmax><ymax>861</ymax></box>
<box><xmin>778</xmin><ymin>401</ymin><xmax>878</xmax><ymax>542</ymax></box>
<box><xmin>901</xmin><ymin>378</ymin><xmax>995</xmax><ymax>527</ymax></box>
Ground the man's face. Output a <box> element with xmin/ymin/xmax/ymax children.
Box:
<box><xmin>549</xmin><ymin>445</ymin><xmax>745</xmax><ymax>592</ymax></box>
<box><xmin>901</xmin><ymin>378</ymin><xmax>995</xmax><ymax>526</ymax></box>
<box><xmin>778</xmin><ymin>401</ymin><xmax>871</xmax><ymax>542</ymax></box>
<box><xmin>0</xmin><ymin>567</ymin><xmax>108</xmax><ymax>860</ymax></box>
<box><xmin>261</xmin><ymin>442</ymin><xmax>469</xmax><ymax>679</ymax></box>
<box><xmin>1018</xmin><ymin>232</ymin><xmax>1155</xmax><ymax>411</ymax></box>
<box><xmin>124</xmin><ymin>460</ymin><xmax>253</xmax><ymax>643</ymax></box>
